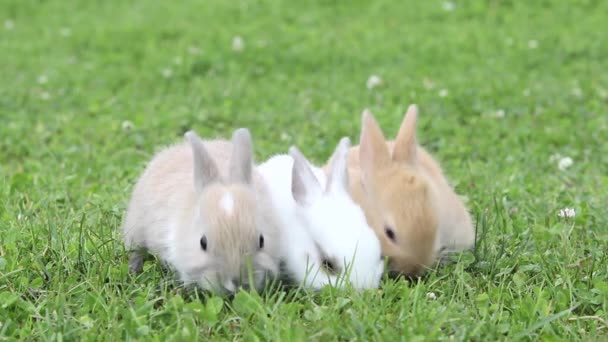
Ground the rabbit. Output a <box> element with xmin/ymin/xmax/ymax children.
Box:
<box><xmin>121</xmin><ymin>128</ymin><xmax>281</xmax><ymax>294</ymax></box>
<box><xmin>329</xmin><ymin>104</ymin><xmax>475</xmax><ymax>277</ymax></box>
<box><xmin>257</xmin><ymin>137</ymin><xmax>384</xmax><ymax>290</ymax></box>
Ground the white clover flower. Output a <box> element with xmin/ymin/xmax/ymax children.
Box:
<box><xmin>232</xmin><ymin>36</ymin><xmax>244</xmax><ymax>52</ymax></box>
<box><xmin>442</xmin><ymin>1</ymin><xmax>455</xmax><ymax>11</ymax></box>
<box><xmin>571</xmin><ymin>87</ymin><xmax>583</xmax><ymax>98</ymax></box>
<box><xmin>280</xmin><ymin>132</ymin><xmax>290</xmax><ymax>141</ymax></box>
<box><xmin>438</xmin><ymin>89</ymin><xmax>449</xmax><ymax>97</ymax></box>
<box><xmin>187</xmin><ymin>46</ymin><xmax>202</xmax><ymax>55</ymax></box>
<box><xmin>366</xmin><ymin>74</ymin><xmax>382</xmax><ymax>90</ymax></box>
<box><xmin>423</xmin><ymin>77</ymin><xmax>435</xmax><ymax>90</ymax></box>
<box><xmin>37</xmin><ymin>75</ymin><xmax>48</xmax><ymax>84</ymax></box>
<box><xmin>495</xmin><ymin>109</ymin><xmax>505</xmax><ymax>118</ymax></box>
<box><xmin>4</xmin><ymin>20</ymin><xmax>14</xmax><ymax>30</ymax></box>
<box><xmin>549</xmin><ymin>153</ymin><xmax>562</xmax><ymax>163</ymax></box>
<box><xmin>426</xmin><ymin>292</ymin><xmax>437</xmax><ymax>300</ymax></box>
<box><xmin>122</xmin><ymin>120</ymin><xmax>134</xmax><ymax>132</ymax></box>
<box><xmin>173</xmin><ymin>56</ymin><xmax>183</xmax><ymax>65</ymax></box>
<box><xmin>558</xmin><ymin>156</ymin><xmax>573</xmax><ymax>170</ymax></box>
<box><xmin>40</xmin><ymin>91</ymin><xmax>51</xmax><ymax>100</ymax></box>
<box><xmin>528</xmin><ymin>40</ymin><xmax>538</xmax><ymax>49</ymax></box>
<box><xmin>60</xmin><ymin>27</ymin><xmax>72</xmax><ymax>37</ymax></box>
<box><xmin>161</xmin><ymin>68</ymin><xmax>173</xmax><ymax>78</ymax></box>
<box><xmin>557</xmin><ymin>208</ymin><xmax>575</xmax><ymax>219</ymax></box>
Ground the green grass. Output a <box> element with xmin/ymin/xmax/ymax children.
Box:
<box><xmin>1</xmin><ymin>0</ymin><xmax>607</xmax><ymax>340</ymax></box>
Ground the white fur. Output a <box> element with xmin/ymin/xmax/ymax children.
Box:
<box><xmin>219</xmin><ymin>192</ymin><xmax>234</xmax><ymax>216</ymax></box>
<box><xmin>257</xmin><ymin>138</ymin><xmax>384</xmax><ymax>290</ymax></box>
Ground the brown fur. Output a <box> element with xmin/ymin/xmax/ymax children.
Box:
<box><xmin>325</xmin><ymin>105</ymin><xmax>474</xmax><ymax>277</ymax></box>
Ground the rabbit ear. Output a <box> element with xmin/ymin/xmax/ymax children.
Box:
<box><xmin>229</xmin><ymin>128</ymin><xmax>253</xmax><ymax>184</ymax></box>
<box><xmin>185</xmin><ymin>130</ymin><xmax>220</xmax><ymax>193</ymax></box>
<box><xmin>393</xmin><ymin>104</ymin><xmax>418</xmax><ymax>165</ymax></box>
<box><xmin>359</xmin><ymin>109</ymin><xmax>391</xmax><ymax>174</ymax></box>
<box><xmin>326</xmin><ymin>137</ymin><xmax>351</xmax><ymax>194</ymax></box>
<box><xmin>289</xmin><ymin>146</ymin><xmax>322</xmax><ymax>206</ymax></box>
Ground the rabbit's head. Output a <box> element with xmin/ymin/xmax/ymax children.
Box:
<box><xmin>354</xmin><ymin>105</ymin><xmax>440</xmax><ymax>277</ymax></box>
<box><xmin>171</xmin><ymin>129</ymin><xmax>280</xmax><ymax>293</ymax></box>
<box><xmin>289</xmin><ymin>138</ymin><xmax>384</xmax><ymax>289</ymax></box>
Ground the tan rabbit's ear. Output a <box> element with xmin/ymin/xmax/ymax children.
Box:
<box><xmin>393</xmin><ymin>104</ymin><xmax>418</xmax><ymax>166</ymax></box>
<box><xmin>326</xmin><ymin>137</ymin><xmax>351</xmax><ymax>194</ymax></box>
<box><xmin>185</xmin><ymin>130</ymin><xmax>221</xmax><ymax>193</ymax></box>
<box><xmin>289</xmin><ymin>146</ymin><xmax>322</xmax><ymax>206</ymax></box>
<box><xmin>229</xmin><ymin>128</ymin><xmax>253</xmax><ymax>184</ymax></box>
<box><xmin>359</xmin><ymin>109</ymin><xmax>391</xmax><ymax>173</ymax></box>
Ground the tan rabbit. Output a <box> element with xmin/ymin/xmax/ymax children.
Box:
<box><xmin>330</xmin><ymin>105</ymin><xmax>475</xmax><ymax>277</ymax></box>
<box><xmin>121</xmin><ymin>128</ymin><xmax>281</xmax><ymax>294</ymax></box>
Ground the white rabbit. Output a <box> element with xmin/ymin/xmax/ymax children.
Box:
<box><xmin>121</xmin><ymin>128</ymin><xmax>281</xmax><ymax>294</ymax></box>
<box><xmin>257</xmin><ymin>137</ymin><xmax>384</xmax><ymax>290</ymax></box>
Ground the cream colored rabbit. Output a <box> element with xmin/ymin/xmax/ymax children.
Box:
<box><xmin>122</xmin><ymin>128</ymin><xmax>281</xmax><ymax>294</ymax></box>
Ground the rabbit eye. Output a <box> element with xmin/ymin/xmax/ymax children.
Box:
<box><xmin>384</xmin><ymin>226</ymin><xmax>396</xmax><ymax>242</ymax></box>
<box><xmin>258</xmin><ymin>234</ymin><xmax>264</xmax><ymax>249</ymax></box>
<box><xmin>200</xmin><ymin>235</ymin><xmax>207</xmax><ymax>251</ymax></box>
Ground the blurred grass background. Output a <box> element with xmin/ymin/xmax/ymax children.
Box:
<box><xmin>1</xmin><ymin>0</ymin><xmax>607</xmax><ymax>340</ymax></box>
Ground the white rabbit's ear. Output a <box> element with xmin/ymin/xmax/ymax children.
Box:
<box><xmin>185</xmin><ymin>130</ymin><xmax>220</xmax><ymax>193</ymax></box>
<box><xmin>393</xmin><ymin>104</ymin><xmax>418</xmax><ymax>166</ymax></box>
<box><xmin>229</xmin><ymin>128</ymin><xmax>253</xmax><ymax>184</ymax></box>
<box><xmin>326</xmin><ymin>137</ymin><xmax>351</xmax><ymax>194</ymax></box>
<box><xmin>289</xmin><ymin>146</ymin><xmax>322</xmax><ymax>206</ymax></box>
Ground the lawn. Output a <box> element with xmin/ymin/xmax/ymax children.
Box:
<box><xmin>1</xmin><ymin>0</ymin><xmax>607</xmax><ymax>340</ymax></box>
